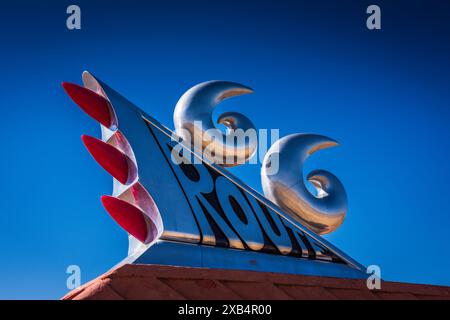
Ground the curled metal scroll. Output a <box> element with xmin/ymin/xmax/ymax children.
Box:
<box><xmin>261</xmin><ymin>133</ymin><xmax>347</xmax><ymax>235</ymax></box>
<box><xmin>174</xmin><ymin>81</ymin><xmax>257</xmax><ymax>167</ymax></box>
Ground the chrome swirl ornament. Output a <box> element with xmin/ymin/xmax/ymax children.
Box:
<box><xmin>261</xmin><ymin>134</ymin><xmax>347</xmax><ymax>235</ymax></box>
<box><xmin>174</xmin><ymin>81</ymin><xmax>257</xmax><ymax>167</ymax></box>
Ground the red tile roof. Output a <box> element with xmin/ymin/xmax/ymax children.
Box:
<box><xmin>62</xmin><ymin>264</ymin><xmax>450</xmax><ymax>300</ymax></box>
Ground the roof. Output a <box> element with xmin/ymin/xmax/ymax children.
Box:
<box><xmin>62</xmin><ymin>264</ymin><xmax>450</xmax><ymax>300</ymax></box>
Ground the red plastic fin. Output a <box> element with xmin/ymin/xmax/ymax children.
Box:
<box><xmin>62</xmin><ymin>82</ymin><xmax>117</xmax><ymax>130</ymax></box>
<box><xmin>81</xmin><ymin>135</ymin><xmax>137</xmax><ymax>185</ymax></box>
<box><xmin>101</xmin><ymin>196</ymin><xmax>153</xmax><ymax>243</ymax></box>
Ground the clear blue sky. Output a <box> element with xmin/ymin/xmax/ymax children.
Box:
<box><xmin>1</xmin><ymin>0</ymin><xmax>449</xmax><ymax>299</ymax></box>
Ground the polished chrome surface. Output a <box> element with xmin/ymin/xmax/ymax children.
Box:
<box><xmin>127</xmin><ymin>240</ymin><xmax>366</xmax><ymax>279</ymax></box>
<box><xmin>82</xmin><ymin>70</ymin><xmax>108</xmax><ymax>98</ymax></box>
<box><xmin>92</xmin><ymin>77</ymin><xmax>201</xmax><ymax>246</ymax></box>
<box><xmin>144</xmin><ymin>118</ymin><xmax>360</xmax><ymax>268</ymax></box>
<box><xmin>148</xmin><ymin>114</ymin><xmax>362</xmax><ymax>270</ymax></box>
<box><xmin>173</xmin><ymin>81</ymin><xmax>257</xmax><ymax>166</ymax></box>
<box><xmin>261</xmin><ymin>133</ymin><xmax>347</xmax><ymax>235</ymax></box>
<box><xmin>64</xmin><ymin>72</ymin><xmax>365</xmax><ymax>277</ymax></box>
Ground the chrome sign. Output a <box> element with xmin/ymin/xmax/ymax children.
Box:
<box><xmin>62</xmin><ymin>72</ymin><xmax>365</xmax><ymax>279</ymax></box>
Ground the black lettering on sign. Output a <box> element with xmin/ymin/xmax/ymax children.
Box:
<box><xmin>150</xmin><ymin>127</ymin><xmax>343</xmax><ymax>264</ymax></box>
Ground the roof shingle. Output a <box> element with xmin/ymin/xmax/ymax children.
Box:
<box><xmin>62</xmin><ymin>264</ymin><xmax>450</xmax><ymax>300</ymax></box>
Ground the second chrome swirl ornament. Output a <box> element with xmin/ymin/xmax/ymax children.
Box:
<box><xmin>174</xmin><ymin>81</ymin><xmax>257</xmax><ymax>167</ymax></box>
<box><xmin>174</xmin><ymin>80</ymin><xmax>348</xmax><ymax>235</ymax></box>
<box><xmin>261</xmin><ymin>134</ymin><xmax>347</xmax><ymax>235</ymax></box>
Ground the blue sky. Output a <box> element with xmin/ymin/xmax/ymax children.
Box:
<box><xmin>0</xmin><ymin>0</ymin><xmax>449</xmax><ymax>299</ymax></box>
